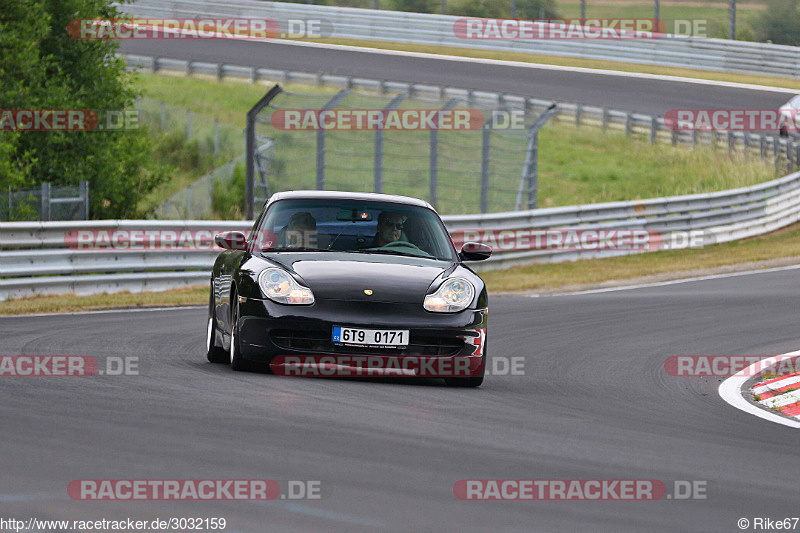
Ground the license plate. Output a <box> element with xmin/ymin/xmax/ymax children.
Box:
<box><xmin>332</xmin><ymin>326</ymin><xmax>409</xmax><ymax>347</ymax></box>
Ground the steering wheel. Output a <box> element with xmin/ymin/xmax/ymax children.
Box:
<box><xmin>381</xmin><ymin>240</ymin><xmax>422</xmax><ymax>251</ymax></box>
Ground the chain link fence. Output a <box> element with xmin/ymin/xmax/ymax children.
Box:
<box><xmin>250</xmin><ymin>86</ymin><xmax>542</xmax><ymax>215</ymax></box>
<box><xmin>1</xmin><ymin>182</ymin><xmax>89</xmax><ymax>222</ymax></box>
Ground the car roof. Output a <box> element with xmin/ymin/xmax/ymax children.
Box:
<box><xmin>266</xmin><ymin>190</ymin><xmax>435</xmax><ymax>210</ymax></box>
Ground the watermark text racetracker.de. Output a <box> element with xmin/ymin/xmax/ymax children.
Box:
<box><xmin>68</xmin><ymin>479</ymin><xmax>326</xmax><ymax>500</ymax></box>
<box><xmin>665</xmin><ymin>109</ymin><xmax>800</xmax><ymax>132</ymax></box>
<box><xmin>67</xmin><ymin>18</ymin><xmax>333</xmax><ymax>40</ymax></box>
<box><xmin>453</xmin><ymin>18</ymin><xmax>714</xmax><ymax>39</ymax></box>
<box><xmin>0</xmin><ymin>109</ymin><xmax>139</xmax><ymax>132</ymax></box>
<box><xmin>450</xmin><ymin>228</ymin><xmax>714</xmax><ymax>253</ymax></box>
<box><xmin>453</xmin><ymin>479</ymin><xmax>708</xmax><ymax>500</ymax></box>
<box><xmin>0</xmin><ymin>356</ymin><xmax>139</xmax><ymax>377</ymax></box>
<box><xmin>664</xmin><ymin>355</ymin><xmax>800</xmax><ymax>377</ymax></box>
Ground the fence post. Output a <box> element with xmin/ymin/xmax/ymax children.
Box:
<box><xmin>728</xmin><ymin>131</ymin><xmax>734</xmax><ymax>153</ymax></box>
<box><xmin>246</xmin><ymin>85</ymin><xmax>283</xmax><ymax>220</ymax></box>
<box><xmin>481</xmin><ymin>126</ymin><xmax>490</xmax><ymax>214</ymax></box>
<box><xmin>515</xmin><ymin>104</ymin><xmax>558</xmax><ymax>211</ymax></box>
<box><xmin>760</xmin><ymin>135</ymin><xmax>766</xmax><ymax>160</ymax></box>
<box><xmin>671</xmin><ymin>128</ymin><xmax>678</xmax><ymax>146</ymax></box>
<box><xmin>80</xmin><ymin>180</ymin><xmax>89</xmax><ymax>220</ymax></box>
<box><xmin>374</xmin><ymin>94</ymin><xmax>405</xmax><ymax>194</ymax></box>
<box><xmin>41</xmin><ymin>182</ymin><xmax>50</xmax><ymax>222</ymax></box>
<box><xmin>430</xmin><ymin>98</ymin><xmax>461</xmax><ymax>209</ymax></box>
<box><xmin>315</xmin><ymin>90</ymin><xmax>351</xmax><ymax>190</ymax></box>
<box><xmin>214</xmin><ymin>119</ymin><xmax>220</xmax><ymax>156</ymax></box>
<box><xmin>186</xmin><ymin>184</ymin><xmax>192</xmax><ymax>218</ymax></box>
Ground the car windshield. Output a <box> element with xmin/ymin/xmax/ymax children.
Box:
<box><xmin>253</xmin><ymin>198</ymin><xmax>457</xmax><ymax>261</ymax></box>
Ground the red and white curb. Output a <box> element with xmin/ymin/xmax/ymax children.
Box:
<box><xmin>751</xmin><ymin>372</ymin><xmax>800</xmax><ymax>416</ymax></box>
<box><xmin>719</xmin><ymin>350</ymin><xmax>800</xmax><ymax>429</ymax></box>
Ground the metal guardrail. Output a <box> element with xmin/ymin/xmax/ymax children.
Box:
<box><xmin>3</xmin><ymin>170</ymin><xmax>800</xmax><ymax>300</ymax></box>
<box><xmin>121</xmin><ymin>0</ymin><xmax>800</xmax><ymax>79</ymax></box>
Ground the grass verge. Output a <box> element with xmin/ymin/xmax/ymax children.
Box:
<box><xmin>4</xmin><ymin>220</ymin><xmax>800</xmax><ymax>315</ymax></box>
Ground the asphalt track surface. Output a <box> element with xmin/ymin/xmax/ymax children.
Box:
<box><xmin>118</xmin><ymin>39</ymin><xmax>794</xmax><ymax>115</ymax></box>
<box><xmin>2</xmin><ymin>269</ymin><xmax>800</xmax><ymax>532</ymax></box>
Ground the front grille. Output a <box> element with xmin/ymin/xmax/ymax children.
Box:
<box><xmin>270</xmin><ymin>329</ymin><xmax>464</xmax><ymax>356</ymax></box>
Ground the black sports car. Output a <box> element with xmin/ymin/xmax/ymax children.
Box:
<box><xmin>206</xmin><ymin>191</ymin><xmax>491</xmax><ymax>387</ymax></box>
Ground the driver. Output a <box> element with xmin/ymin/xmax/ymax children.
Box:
<box><xmin>284</xmin><ymin>211</ymin><xmax>317</xmax><ymax>248</ymax></box>
<box><xmin>374</xmin><ymin>211</ymin><xmax>405</xmax><ymax>247</ymax></box>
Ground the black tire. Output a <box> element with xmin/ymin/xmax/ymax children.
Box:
<box><xmin>229</xmin><ymin>289</ymin><xmax>249</xmax><ymax>371</ymax></box>
<box><xmin>444</xmin><ymin>376</ymin><xmax>484</xmax><ymax>388</ymax></box>
<box><xmin>206</xmin><ymin>285</ymin><xmax>228</xmax><ymax>364</ymax></box>
<box><xmin>229</xmin><ymin>288</ymin><xmax>264</xmax><ymax>372</ymax></box>
<box><xmin>445</xmin><ymin>344</ymin><xmax>486</xmax><ymax>388</ymax></box>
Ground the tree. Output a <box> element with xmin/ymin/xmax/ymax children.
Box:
<box><xmin>752</xmin><ymin>0</ymin><xmax>800</xmax><ymax>45</ymax></box>
<box><xmin>389</xmin><ymin>0</ymin><xmax>437</xmax><ymax>12</ymax></box>
<box><xmin>0</xmin><ymin>0</ymin><xmax>165</xmax><ymax>219</ymax></box>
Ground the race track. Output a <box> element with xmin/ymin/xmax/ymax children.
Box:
<box><xmin>2</xmin><ymin>269</ymin><xmax>799</xmax><ymax>532</ymax></box>
<box><xmin>119</xmin><ymin>39</ymin><xmax>794</xmax><ymax>115</ymax></box>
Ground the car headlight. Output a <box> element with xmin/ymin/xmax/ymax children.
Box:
<box><xmin>424</xmin><ymin>278</ymin><xmax>475</xmax><ymax>313</ymax></box>
<box><xmin>258</xmin><ymin>268</ymin><xmax>314</xmax><ymax>305</ymax></box>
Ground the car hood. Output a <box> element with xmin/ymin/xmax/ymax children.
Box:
<box><xmin>262</xmin><ymin>252</ymin><xmax>454</xmax><ymax>303</ymax></box>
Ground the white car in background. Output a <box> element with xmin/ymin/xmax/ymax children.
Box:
<box><xmin>779</xmin><ymin>95</ymin><xmax>800</xmax><ymax>137</ymax></box>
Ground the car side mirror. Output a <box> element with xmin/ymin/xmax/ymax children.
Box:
<box><xmin>214</xmin><ymin>231</ymin><xmax>248</xmax><ymax>251</ymax></box>
<box><xmin>459</xmin><ymin>242</ymin><xmax>492</xmax><ymax>261</ymax></box>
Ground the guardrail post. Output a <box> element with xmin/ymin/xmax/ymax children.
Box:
<box><xmin>760</xmin><ymin>135</ymin><xmax>766</xmax><ymax>160</ymax></box>
<box><xmin>251</xmin><ymin>67</ymin><xmax>258</xmax><ymax>83</ymax></box>
<box><xmin>796</xmin><ymin>145</ymin><xmax>800</xmax><ymax>170</ymax></box>
<box><xmin>788</xmin><ymin>141</ymin><xmax>795</xmax><ymax>172</ymax></box>
<box><xmin>625</xmin><ymin>112</ymin><xmax>632</xmax><ymax>136</ymax></box>
<box><xmin>671</xmin><ymin>128</ymin><xmax>678</xmax><ymax>146</ymax></box>
<box><xmin>602</xmin><ymin>108</ymin><xmax>609</xmax><ymax>131</ymax></box>
<box><xmin>727</xmin><ymin>131</ymin><xmax>734</xmax><ymax>153</ymax></box>
<box><xmin>80</xmin><ymin>180</ymin><xmax>89</xmax><ymax>220</ymax></box>
<box><xmin>692</xmin><ymin>128</ymin><xmax>698</xmax><ymax>146</ymax></box>
<box><xmin>40</xmin><ymin>182</ymin><xmax>50</xmax><ymax>222</ymax></box>
<box><xmin>650</xmin><ymin>117</ymin><xmax>657</xmax><ymax>144</ymax></box>
<box><xmin>743</xmin><ymin>132</ymin><xmax>750</xmax><ymax>156</ymax></box>
<box><xmin>186</xmin><ymin>60</ymin><xmax>193</xmax><ymax>76</ymax></box>
<box><xmin>217</xmin><ymin>63</ymin><xmax>224</xmax><ymax>81</ymax></box>
<box><xmin>152</xmin><ymin>57</ymin><xmax>159</xmax><ymax>73</ymax></box>
<box><xmin>575</xmin><ymin>104</ymin><xmax>582</xmax><ymax>127</ymax></box>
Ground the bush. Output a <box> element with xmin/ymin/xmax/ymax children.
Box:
<box><xmin>448</xmin><ymin>0</ymin><xmax>559</xmax><ymax>18</ymax></box>
<box><xmin>388</xmin><ymin>0</ymin><xmax>437</xmax><ymax>12</ymax></box>
<box><xmin>212</xmin><ymin>162</ymin><xmax>245</xmax><ymax>219</ymax></box>
<box><xmin>752</xmin><ymin>0</ymin><xmax>800</xmax><ymax>45</ymax></box>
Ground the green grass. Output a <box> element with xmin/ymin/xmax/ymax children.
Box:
<box><xmin>134</xmin><ymin>72</ymin><xmax>777</xmax><ymax>216</ymax></box>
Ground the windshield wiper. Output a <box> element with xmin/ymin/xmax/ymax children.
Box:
<box><xmin>265</xmin><ymin>247</ymin><xmax>338</xmax><ymax>252</ymax></box>
<box><xmin>351</xmin><ymin>249</ymin><xmax>432</xmax><ymax>259</ymax></box>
